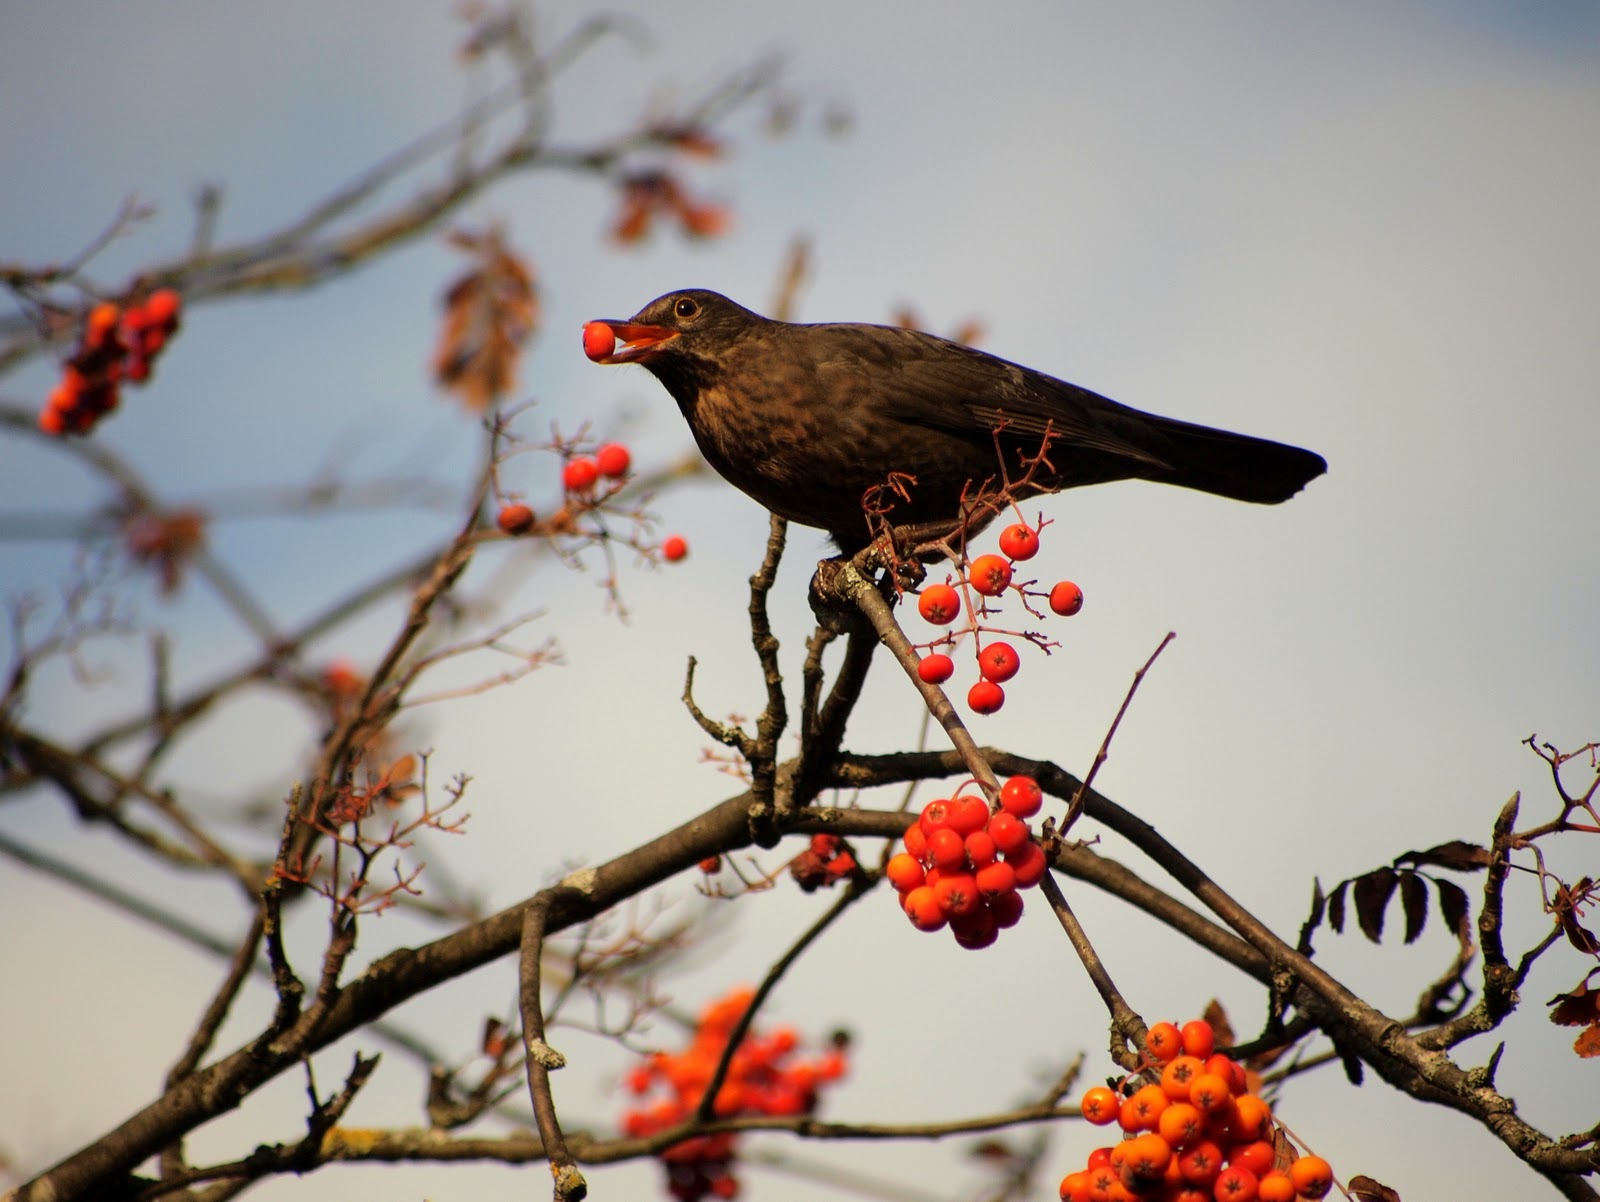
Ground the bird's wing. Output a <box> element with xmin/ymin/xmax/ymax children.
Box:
<box><xmin>810</xmin><ymin>323</ymin><xmax>1173</xmax><ymax>469</ymax></box>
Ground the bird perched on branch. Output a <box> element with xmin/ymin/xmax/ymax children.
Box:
<box><xmin>583</xmin><ymin>290</ymin><xmax>1325</xmax><ymax>554</ymax></box>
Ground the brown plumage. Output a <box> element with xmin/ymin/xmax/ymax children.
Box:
<box><xmin>586</xmin><ymin>289</ymin><xmax>1325</xmax><ymax>553</ymax></box>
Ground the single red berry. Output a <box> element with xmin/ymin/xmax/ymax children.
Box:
<box><xmin>917</xmin><ymin>652</ymin><xmax>954</xmax><ymax>684</ymax></box>
<box><xmin>1180</xmin><ymin>1019</ymin><xmax>1216</xmax><ymax>1060</ymax></box>
<box><xmin>143</xmin><ymin>288</ymin><xmax>182</xmax><ymax>328</ymax></box>
<box><xmin>998</xmin><ymin>522</ymin><xmax>1040</xmax><ymax>560</ymax></box>
<box><xmin>963</xmin><ymin>829</ymin><xmax>997</xmax><ymax>867</ymax></box>
<box><xmin>1080</xmin><ymin>1085</ymin><xmax>1120</xmax><ymax>1125</ymax></box>
<box><xmin>699</xmin><ymin>855</ymin><xmax>722</xmax><ymax>873</ymax></box>
<box><xmin>917</xmin><ymin>583</ymin><xmax>961</xmax><ymax>625</ymax></box>
<box><xmin>563</xmin><ymin>456</ymin><xmax>600</xmax><ymax>491</ymax></box>
<box><xmin>37</xmin><ymin>407</ymin><xmax>66</xmax><ymax>436</ymax></box>
<box><xmin>496</xmin><ymin>503</ymin><xmax>535</xmax><ymax>535</ymax></box>
<box><xmin>885</xmin><ymin>852</ymin><xmax>925</xmax><ymax>892</ymax></box>
<box><xmin>977</xmin><ymin>641</ymin><xmax>1020</xmax><ymax>683</ymax></box>
<box><xmin>661</xmin><ymin>534</ymin><xmax>689</xmax><ymax>561</ymax></box>
<box><xmin>967</xmin><ymin>680</ymin><xmax>1005</xmax><ymax>714</ymax></box>
<box><xmin>989</xmin><ymin>887</ymin><xmax>1025</xmax><ymax>927</ymax></box>
<box><xmin>933</xmin><ymin>872</ymin><xmax>979</xmax><ymax>916</ymax></box>
<box><xmin>810</xmin><ymin>833</ymin><xmax>841</xmax><ymax>857</ymax></box>
<box><xmin>918</xmin><ymin>798</ymin><xmax>955</xmax><ymax>836</ymax></box>
<box><xmin>1004</xmin><ymin>838</ymin><xmax>1048</xmax><ymax>887</ymax></box>
<box><xmin>950</xmin><ymin>905</ymin><xmax>999</xmax><ymax>949</ymax></box>
<box><xmin>1213</xmin><ymin>1165</ymin><xmax>1259</xmax><ymax>1202</ymax></box>
<box><xmin>901</xmin><ymin>822</ymin><xmax>928</xmax><ymax>860</ymax></box>
<box><xmin>985</xmin><ymin>810</ymin><xmax>1030</xmax><ymax>852</ymax></box>
<box><xmin>595</xmin><ymin>442</ymin><xmax>632</xmax><ymax>478</ymax></box>
<box><xmin>85</xmin><ymin>302</ymin><xmax>121</xmax><ymax>345</ymax></box>
<box><xmin>582</xmin><ymin>320</ymin><xmax>616</xmax><ymax>361</ymax></box>
<box><xmin>999</xmin><ymin>774</ymin><xmax>1043</xmax><ymax>817</ymax></box>
<box><xmin>948</xmin><ymin>795</ymin><xmax>991</xmax><ymax>836</ymax></box>
<box><xmin>974</xmin><ymin>860</ymin><xmax>1016</xmax><ymax>897</ymax></box>
<box><xmin>1048</xmin><ymin>580</ymin><xmax>1084</xmax><ymax>616</ymax></box>
<box><xmin>968</xmin><ymin>553</ymin><xmax>1012</xmax><ymax>596</ymax></box>
<box><xmin>1146</xmin><ymin>1021</ymin><xmax>1184</xmax><ymax>1062</ymax></box>
<box><xmin>926</xmin><ymin>827</ymin><xmax>966</xmax><ymax>870</ymax></box>
<box><xmin>903</xmin><ymin>885</ymin><xmax>946</xmax><ymax>931</ymax></box>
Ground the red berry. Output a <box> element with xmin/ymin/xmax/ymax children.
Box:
<box><xmin>563</xmin><ymin>456</ymin><xmax>600</xmax><ymax>491</ymax></box>
<box><xmin>999</xmin><ymin>775</ymin><xmax>1043</xmax><ymax>818</ymax></box>
<box><xmin>917</xmin><ymin>652</ymin><xmax>954</xmax><ymax>684</ymax></box>
<box><xmin>968</xmin><ymin>553</ymin><xmax>1012</xmax><ymax>596</ymax></box>
<box><xmin>977</xmin><ymin>641</ymin><xmax>1020</xmax><ymax>683</ymax></box>
<box><xmin>699</xmin><ymin>856</ymin><xmax>722</xmax><ymax>874</ymax></box>
<box><xmin>933</xmin><ymin>872</ymin><xmax>979</xmax><ymax>916</ymax></box>
<box><xmin>986</xmin><ymin>810</ymin><xmax>1030</xmax><ymax>853</ymax></box>
<box><xmin>1004</xmin><ymin>838</ymin><xmax>1048</xmax><ymax>887</ymax></box>
<box><xmin>496</xmin><ymin>503</ymin><xmax>535</xmax><ymax>535</ymax></box>
<box><xmin>1146</xmin><ymin>1021</ymin><xmax>1184</xmax><ymax>1062</ymax></box>
<box><xmin>901</xmin><ymin>822</ymin><xmax>928</xmax><ymax>860</ymax></box>
<box><xmin>661</xmin><ymin>534</ymin><xmax>689</xmax><ymax>562</ymax></box>
<box><xmin>998</xmin><ymin>522</ymin><xmax>1040</xmax><ymax>560</ymax></box>
<box><xmin>885</xmin><ymin>853</ymin><xmax>925</xmax><ymax>892</ymax></box>
<box><xmin>1213</xmin><ymin>1165</ymin><xmax>1259</xmax><ymax>1202</ymax></box>
<box><xmin>950</xmin><ymin>905</ymin><xmax>999</xmax><ymax>949</ymax></box>
<box><xmin>926</xmin><ymin>827</ymin><xmax>966</xmax><ymax>870</ymax></box>
<box><xmin>903</xmin><ymin>886</ymin><xmax>945</xmax><ymax>931</ymax></box>
<box><xmin>1180</xmin><ymin>1019</ymin><xmax>1216</xmax><ymax>1060</ymax></box>
<box><xmin>918</xmin><ymin>798</ymin><xmax>955</xmax><ymax>836</ymax></box>
<box><xmin>86</xmin><ymin>302</ymin><xmax>120</xmax><ymax>345</ymax></box>
<box><xmin>967</xmin><ymin>680</ymin><xmax>1005</xmax><ymax>714</ymax></box>
<box><xmin>595</xmin><ymin>442</ymin><xmax>631</xmax><ymax>477</ymax></box>
<box><xmin>948</xmin><ymin>795</ymin><xmax>990</xmax><ymax>836</ymax></box>
<box><xmin>582</xmin><ymin>320</ymin><xmax>616</xmax><ymax>361</ymax></box>
<box><xmin>1048</xmin><ymin>580</ymin><xmax>1084</xmax><ymax>616</ymax></box>
<box><xmin>917</xmin><ymin>583</ymin><xmax>961</xmax><ymax>625</ymax></box>
<box><xmin>963</xmin><ymin>829</ymin><xmax>997</xmax><ymax>867</ymax></box>
<box><xmin>144</xmin><ymin>288</ymin><xmax>182</xmax><ymax>328</ymax></box>
<box><xmin>974</xmin><ymin>860</ymin><xmax>1016</xmax><ymax>897</ymax></box>
<box><xmin>989</xmin><ymin>888</ymin><xmax>1025</xmax><ymax>927</ymax></box>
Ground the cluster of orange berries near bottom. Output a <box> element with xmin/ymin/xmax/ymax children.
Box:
<box><xmin>621</xmin><ymin>987</ymin><xmax>849</xmax><ymax>1201</ymax></box>
<box><xmin>1060</xmin><ymin>1020</ymin><xmax>1334</xmax><ymax>1202</ymax></box>
<box><xmin>886</xmin><ymin>775</ymin><xmax>1049</xmax><ymax>948</ymax></box>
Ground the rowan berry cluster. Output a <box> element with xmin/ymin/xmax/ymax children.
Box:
<box><xmin>621</xmin><ymin>986</ymin><xmax>849</xmax><ymax>1201</ymax></box>
<box><xmin>885</xmin><ymin>774</ymin><xmax>1049</xmax><ymax>948</ymax></box>
<box><xmin>789</xmin><ymin>832</ymin><xmax>858</xmax><ymax>892</ymax></box>
<box><xmin>1060</xmin><ymin>1019</ymin><xmax>1336</xmax><ymax>1202</ymax></box>
<box><xmin>39</xmin><ymin>290</ymin><xmax>183</xmax><ymax>436</ymax></box>
<box><xmin>493</xmin><ymin>439</ymin><xmax>689</xmax><ymax>562</ymax></box>
<box><xmin>913</xmin><ymin>520</ymin><xmax>1084</xmax><ymax>715</ymax></box>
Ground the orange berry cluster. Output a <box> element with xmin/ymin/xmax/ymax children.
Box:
<box><xmin>1060</xmin><ymin>1020</ymin><xmax>1335</xmax><ymax>1202</ymax></box>
<box><xmin>913</xmin><ymin>522</ymin><xmax>1084</xmax><ymax>716</ymax></box>
<box><xmin>790</xmin><ymin>833</ymin><xmax>858</xmax><ymax>892</ymax></box>
<box><xmin>621</xmin><ymin>987</ymin><xmax>849</xmax><ymax>1201</ymax></box>
<box><xmin>886</xmin><ymin>774</ymin><xmax>1049</xmax><ymax>948</ymax></box>
<box><xmin>39</xmin><ymin>291</ymin><xmax>182</xmax><ymax>436</ymax></box>
<box><xmin>493</xmin><ymin>439</ymin><xmax>689</xmax><ymax>562</ymax></box>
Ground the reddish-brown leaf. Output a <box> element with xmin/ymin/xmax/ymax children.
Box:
<box><xmin>1348</xmin><ymin>1176</ymin><xmax>1402</xmax><ymax>1202</ymax></box>
<box><xmin>1435</xmin><ymin>878</ymin><xmax>1471</xmax><ymax>941</ymax></box>
<box><xmin>431</xmin><ymin>226</ymin><xmax>539</xmax><ymax>412</ymax></box>
<box><xmin>124</xmin><ymin>507</ymin><xmax>208</xmax><ymax>596</ymax></box>
<box><xmin>1575</xmin><ymin>1023</ymin><xmax>1600</xmax><ymax>1058</ymax></box>
<box><xmin>1547</xmin><ymin>971</ymin><xmax>1600</xmax><ymax>1026</ymax></box>
<box><xmin>1393</xmin><ymin>840</ymin><xmax>1492</xmax><ymax>872</ymax></box>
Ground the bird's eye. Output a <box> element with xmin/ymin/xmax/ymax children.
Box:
<box><xmin>673</xmin><ymin>296</ymin><xmax>700</xmax><ymax>320</ymax></box>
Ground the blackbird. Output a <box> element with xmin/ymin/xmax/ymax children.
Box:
<box><xmin>585</xmin><ymin>290</ymin><xmax>1325</xmax><ymax>553</ymax></box>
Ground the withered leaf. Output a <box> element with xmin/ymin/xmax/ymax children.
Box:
<box><xmin>1393</xmin><ymin>840</ymin><xmax>1492</xmax><ymax>872</ymax></box>
<box><xmin>1349</xmin><ymin>1175</ymin><xmax>1402</xmax><ymax>1202</ymax></box>
<box><xmin>1398</xmin><ymin>869</ymin><xmax>1429</xmax><ymax>944</ymax></box>
<box><xmin>1353</xmin><ymin>866</ymin><xmax>1399</xmax><ymax>943</ymax></box>
<box><xmin>432</xmin><ymin>226</ymin><xmax>538</xmax><ymax>412</ymax></box>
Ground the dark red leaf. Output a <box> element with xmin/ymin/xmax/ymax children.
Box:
<box><xmin>1393</xmin><ymin>840</ymin><xmax>1492</xmax><ymax>872</ymax></box>
<box><xmin>1398</xmin><ymin>869</ymin><xmax>1429</xmax><ymax>944</ymax></box>
<box><xmin>1353</xmin><ymin>867</ymin><xmax>1399</xmax><ymax>943</ymax></box>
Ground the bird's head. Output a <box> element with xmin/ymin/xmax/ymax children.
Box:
<box><xmin>582</xmin><ymin>290</ymin><xmax>761</xmax><ymax>373</ymax></box>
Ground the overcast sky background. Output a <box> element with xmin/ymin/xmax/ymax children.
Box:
<box><xmin>2</xmin><ymin>3</ymin><xmax>1597</xmax><ymax>1199</ymax></box>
